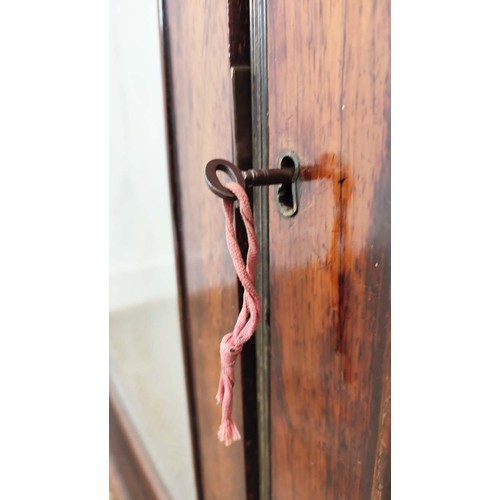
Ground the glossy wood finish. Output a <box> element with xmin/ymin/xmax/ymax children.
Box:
<box><xmin>159</xmin><ymin>1</ymin><xmax>247</xmax><ymax>498</ymax></box>
<box><xmin>267</xmin><ymin>0</ymin><xmax>390</xmax><ymax>498</ymax></box>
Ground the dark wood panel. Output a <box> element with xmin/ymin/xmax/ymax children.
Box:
<box><xmin>159</xmin><ymin>1</ymin><xmax>247</xmax><ymax>498</ymax></box>
<box><xmin>228</xmin><ymin>0</ymin><xmax>250</xmax><ymax>66</ymax></box>
<box><xmin>267</xmin><ymin>0</ymin><xmax>390</xmax><ymax>497</ymax></box>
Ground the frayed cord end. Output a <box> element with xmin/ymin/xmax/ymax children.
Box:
<box><xmin>217</xmin><ymin>418</ymin><xmax>241</xmax><ymax>446</ymax></box>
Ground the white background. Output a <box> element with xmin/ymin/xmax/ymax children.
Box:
<box><xmin>1</xmin><ymin>0</ymin><xmax>500</xmax><ymax>498</ymax></box>
<box><xmin>109</xmin><ymin>0</ymin><xmax>177</xmax><ymax>311</ymax></box>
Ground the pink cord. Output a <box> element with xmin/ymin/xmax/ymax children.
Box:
<box><xmin>215</xmin><ymin>182</ymin><xmax>260</xmax><ymax>446</ymax></box>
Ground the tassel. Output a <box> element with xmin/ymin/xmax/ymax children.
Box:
<box><xmin>218</xmin><ymin>418</ymin><xmax>242</xmax><ymax>447</ymax></box>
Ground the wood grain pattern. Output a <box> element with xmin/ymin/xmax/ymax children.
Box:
<box><xmin>267</xmin><ymin>0</ymin><xmax>390</xmax><ymax>498</ymax></box>
<box><xmin>160</xmin><ymin>1</ymin><xmax>247</xmax><ymax>498</ymax></box>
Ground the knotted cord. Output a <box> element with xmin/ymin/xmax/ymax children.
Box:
<box><xmin>215</xmin><ymin>182</ymin><xmax>260</xmax><ymax>446</ymax></box>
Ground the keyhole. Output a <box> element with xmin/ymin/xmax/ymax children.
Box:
<box><xmin>276</xmin><ymin>152</ymin><xmax>299</xmax><ymax>217</ymax></box>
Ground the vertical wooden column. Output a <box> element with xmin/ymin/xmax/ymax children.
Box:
<box><xmin>159</xmin><ymin>1</ymin><xmax>247</xmax><ymax>498</ymax></box>
<box><xmin>266</xmin><ymin>0</ymin><xmax>391</xmax><ymax>498</ymax></box>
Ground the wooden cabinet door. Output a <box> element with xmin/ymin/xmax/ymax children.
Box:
<box><xmin>261</xmin><ymin>1</ymin><xmax>391</xmax><ymax>498</ymax></box>
<box><xmin>160</xmin><ymin>1</ymin><xmax>254</xmax><ymax>499</ymax></box>
<box><xmin>161</xmin><ymin>0</ymin><xmax>390</xmax><ymax>498</ymax></box>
